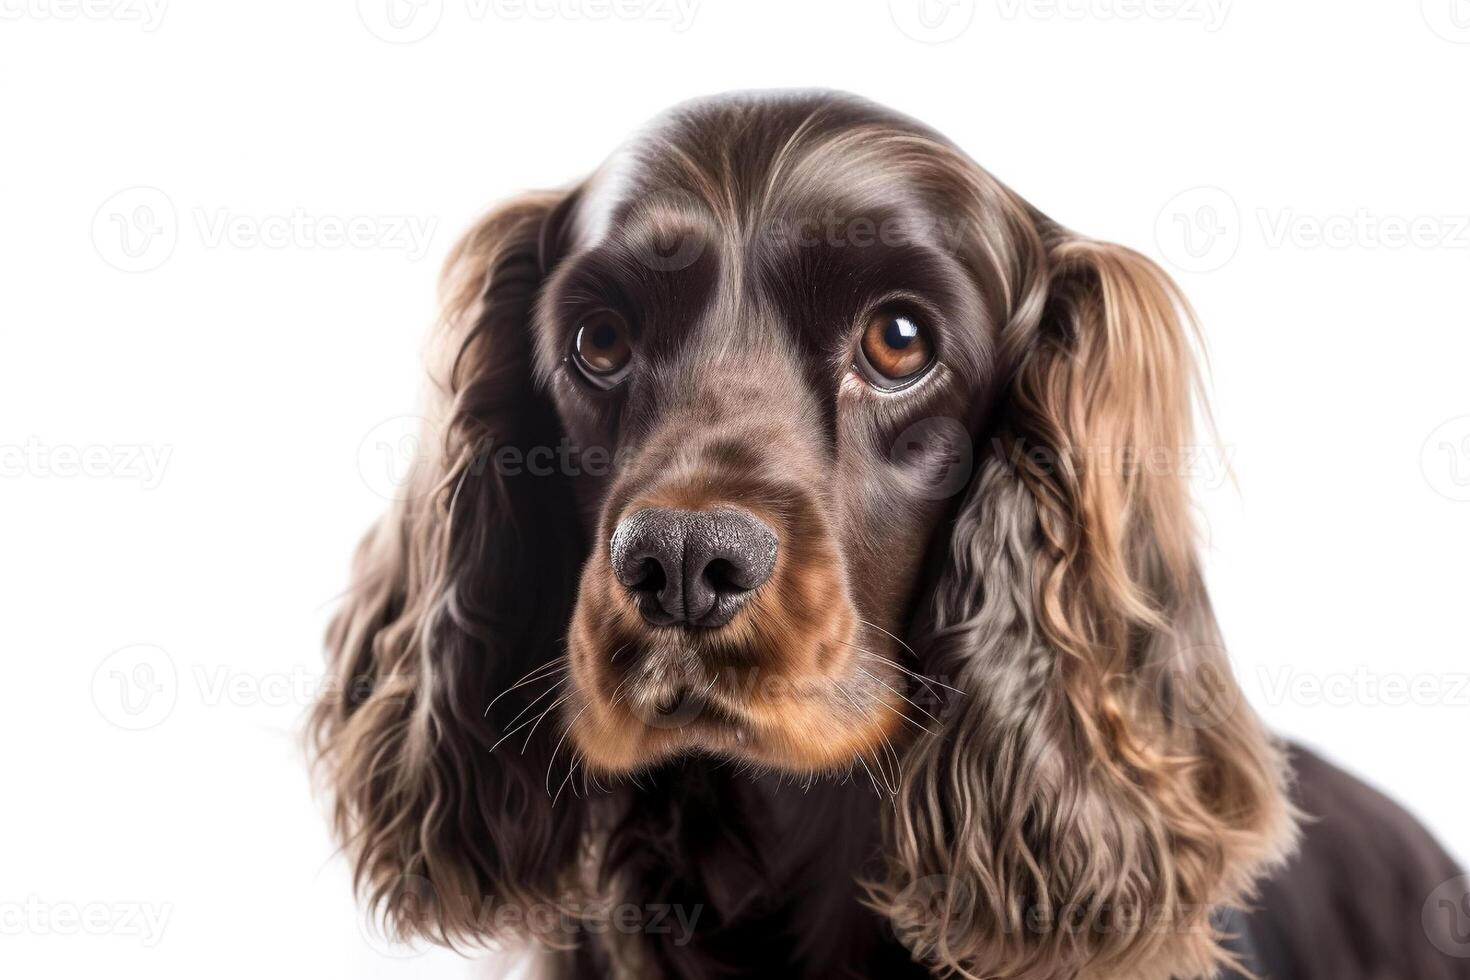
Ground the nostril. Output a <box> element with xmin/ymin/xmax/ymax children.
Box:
<box><xmin>701</xmin><ymin>558</ymin><xmax>741</xmax><ymax>595</ymax></box>
<box><xmin>630</xmin><ymin>556</ymin><xmax>666</xmax><ymax>595</ymax></box>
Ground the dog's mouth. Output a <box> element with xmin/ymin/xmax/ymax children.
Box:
<box><xmin>561</xmin><ymin>623</ymin><xmax>914</xmax><ymax>775</ymax></box>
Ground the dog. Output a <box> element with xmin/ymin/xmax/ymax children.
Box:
<box><xmin>310</xmin><ymin>90</ymin><xmax>1468</xmax><ymax>978</ymax></box>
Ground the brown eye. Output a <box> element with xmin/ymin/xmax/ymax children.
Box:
<box><xmin>572</xmin><ymin>312</ymin><xmax>633</xmax><ymax>386</ymax></box>
<box><xmin>858</xmin><ymin>311</ymin><xmax>933</xmax><ymax>388</ymax></box>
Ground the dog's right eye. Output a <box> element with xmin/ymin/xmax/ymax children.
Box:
<box><xmin>572</xmin><ymin>312</ymin><xmax>633</xmax><ymax>387</ymax></box>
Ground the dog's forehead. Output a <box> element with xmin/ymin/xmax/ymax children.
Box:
<box><xmin>570</xmin><ymin>91</ymin><xmax>952</xmax><ymax>250</ymax></box>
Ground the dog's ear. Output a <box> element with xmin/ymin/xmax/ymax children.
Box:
<box><xmin>309</xmin><ymin>190</ymin><xmax>589</xmax><ymax>949</ymax></box>
<box><xmin>872</xmin><ymin>226</ymin><xmax>1295</xmax><ymax>979</ymax></box>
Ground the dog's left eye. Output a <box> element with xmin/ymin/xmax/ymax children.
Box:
<box><xmin>572</xmin><ymin>312</ymin><xmax>634</xmax><ymax>387</ymax></box>
<box><xmin>856</xmin><ymin>311</ymin><xmax>934</xmax><ymax>389</ymax></box>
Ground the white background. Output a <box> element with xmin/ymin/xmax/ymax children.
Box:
<box><xmin>2</xmin><ymin>1</ymin><xmax>1467</xmax><ymax>977</ymax></box>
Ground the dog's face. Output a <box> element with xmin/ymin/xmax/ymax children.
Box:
<box><xmin>314</xmin><ymin>92</ymin><xmax>1292</xmax><ymax>979</ymax></box>
<box><xmin>530</xmin><ymin>102</ymin><xmax>996</xmax><ymax>774</ymax></box>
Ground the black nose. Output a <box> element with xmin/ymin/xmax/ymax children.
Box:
<box><xmin>609</xmin><ymin>507</ymin><xmax>778</xmax><ymax>628</ymax></box>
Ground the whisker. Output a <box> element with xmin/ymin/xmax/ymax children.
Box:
<box><xmin>546</xmin><ymin>702</ymin><xmax>590</xmax><ymax>796</ymax></box>
<box><xmin>484</xmin><ymin>658</ymin><xmax>570</xmax><ymax>716</ymax></box>
<box><xmin>878</xmin><ymin>730</ymin><xmax>903</xmax><ymax>794</ymax></box>
<box><xmin>499</xmin><ymin>675</ymin><xmax>568</xmax><ymax>730</ymax></box>
<box><xmin>520</xmin><ymin>690</ymin><xmax>574</xmax><ymax>755</ymax></box>
<box><xmin>831</xmin><ymin>681</ymin><xmax>896</xmax><ymax>795</ymax></box>
<box><xmin>834</xmin><ymin>635</ymin><xmax>957</xmax><ymax>704</ymax></box>
<box><xmin>857</xmin><ymin>618</ymin><xmax>918</xmax><ymax>659</ymax></box>
<box><xmin>850</xmin><ymin>746</ymin><xmax>884</xmax><ymax>797</ymax></box>
<box><xmin>487</xmin><ymin>680</ymin><xmax>567</xmax><ymax>754</ymax></box>
<box><xmin>855</xmin><ymin>620</ymin><xmax>967</xmax><ymax>697</ymax></box>
<box><xmin>855</xmin><ymin>665</ymin><xmax>943</xmax><ymax>728</ymax></box>
<box><xmin>552</xmin><ymin>751</ymin><xmax>583</xmax><ymax>808</ymax></box>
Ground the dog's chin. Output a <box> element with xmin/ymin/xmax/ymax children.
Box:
<box><xmin>562</xmin><ymin>643</ymin><xmax>912</xmax><ymax>777</ymax></box>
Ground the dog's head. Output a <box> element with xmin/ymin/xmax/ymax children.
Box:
<box><xmin>312</xmin><ymin>91</ymin><xmax>1292</xmax><ymax>979</ymax></box>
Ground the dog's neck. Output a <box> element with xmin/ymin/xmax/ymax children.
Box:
<box><xmin>569</xmin><ymin>762</ymin><xmax>927</xmax><ymax>978</ymax></box>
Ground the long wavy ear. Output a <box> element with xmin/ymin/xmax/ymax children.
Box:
<box><xmin>871</xmin><ymin>223</ymin><xmax>1295</xmax><ymax>979</ymax></box>
<box><xmin>309</xmin><ymin>189</ymin><xmax>588</xmax><ymax>949</ymax></box>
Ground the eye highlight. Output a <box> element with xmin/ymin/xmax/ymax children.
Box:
<box><xmin>856</xmin><ymin>310</ymin><xmax>934</xmax><ymax>389</ymax></box>
<box><xmin>572</xmin><ymin>311</ymin><xmax>633</xmax><ymax>387</ymax></box>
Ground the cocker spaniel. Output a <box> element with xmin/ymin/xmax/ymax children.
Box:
<box><xmin>311</xmin><ymin>91</ymin><xmax>1467</xmax><ymax>978</ymax></box>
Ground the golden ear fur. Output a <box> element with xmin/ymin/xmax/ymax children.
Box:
<box><xmin>872</xmin><ymin>229</ymin><xmax>1294</xmax><ymax>980</ymax></box>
